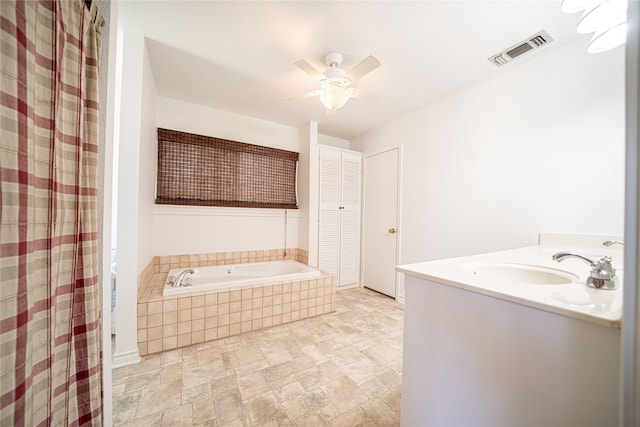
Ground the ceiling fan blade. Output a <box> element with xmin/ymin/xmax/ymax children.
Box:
<box><xmin>344</xmin><ymin>55</ymin><xmax>381</xmax><ymax>83</ymax></box>
<box><xmin>350</xmin><ymin>88</ymin><xmax>380</xmax><ymax>101</ymax></box>
<box><xmin>285</xmin><ymin>89</ymin><xmax>321</xmax><ymax>101</ymax></box>
<box><xmin>294</xmin><ymin>60</ymin><xmax>324</xmax><ymax>80</ymax></box>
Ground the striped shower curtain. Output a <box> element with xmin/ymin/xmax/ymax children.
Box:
<box><xmin>0</xmin><ymin>1</ymin><xmax>103</xmax><ymax>425</ymax></box>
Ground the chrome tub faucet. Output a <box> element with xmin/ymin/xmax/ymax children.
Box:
<box><xmin>173</xmin><ymin>269</ymin><xmax>196</xmax><ymax>287</ymax></box>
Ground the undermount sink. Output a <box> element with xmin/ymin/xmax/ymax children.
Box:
<box><xmin>465</xmin><ymin>263</ymin><xmax>579</xmax><ymax>285</ymax></box>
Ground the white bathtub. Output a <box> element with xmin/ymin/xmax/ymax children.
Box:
<box><xmin>163</xmin><ymin>260</ymin><xmax>322</xmax><ymax>296</ymax></box>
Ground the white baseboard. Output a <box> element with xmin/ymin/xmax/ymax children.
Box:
<box><xmin>337</xmin><ymin>283</ymin><xmax>360</xmax><ymax>291</ymax></box>
<box><xmin>112</xmin><ymin>350</ymin><xmax>141</xmax><ymax>368</ymax></box>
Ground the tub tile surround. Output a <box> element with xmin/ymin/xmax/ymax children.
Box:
<box><xmin>113</xmin><ymin>288</ymin><xmax>403</xmax><ymax>426</ymax></box>
<box><xmin>153</xmin><ymin>248</ymin><xmax>308</xmax><ymax>275</ymax></box>
<box><xmin>136</xmin><ymin>259</ymin><xmax>155</xmax><ymax>295</ymax></box>
<box><xmin>136</xmin><ymin>248</ymin><xmax>335</xmax><ymax>356</ymax></box>
<box><xmin>137</xmin><ymin>248</ymin><xmax>308</xmax><ymax>301</ymax></box>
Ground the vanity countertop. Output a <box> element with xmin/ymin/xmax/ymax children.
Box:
<box><xmin>397</xmin><ymin>242</ymin><xmax>623</xmax><ymax>328</ymax></box>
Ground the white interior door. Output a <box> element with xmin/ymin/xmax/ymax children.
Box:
<box><xmin>363</xmin><ymin>149</ymin><xmax>399</xmax><ymax>297</ymax></box>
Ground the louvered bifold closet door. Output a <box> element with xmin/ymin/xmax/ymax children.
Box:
<box><xmin>318</xmin><ymin>149</ymin><xmax>342</xmax><ymax>277</ymax></box>
<box><xmin>339</xmin><ymin>152</ymin><xmax>362</xmax><ymax>287</ymax></box>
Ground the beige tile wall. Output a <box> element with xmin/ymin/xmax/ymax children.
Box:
<box><xmin>152</xmin><ymin>248</ymin><xmax>308</xmax><ymax>274</ymax></box>
<box><xmin>137</xmin><ymin>258</ymin><xmax>155</xmax><ymax>295</ymax></box>
<box><xmin>136</xmin><ymin>248</ymin><xmax>335</xmax><ymax>356</ymax></box>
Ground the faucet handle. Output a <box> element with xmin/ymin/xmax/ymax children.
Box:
<box><xmin>588</xmin><ymin>256</ymin><xmax>618</xmax><ymax>289</ymax></box>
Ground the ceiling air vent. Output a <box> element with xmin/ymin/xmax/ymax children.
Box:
<box><xmin>489</xmin><ymin>30</ymin><xmax>553</xmax><ymax>67</ymax></box>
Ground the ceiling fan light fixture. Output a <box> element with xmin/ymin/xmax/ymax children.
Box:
<box><xmin>291</xmin><ymin>51</ymin><xmax>380</xmax><ymax>112</ymax></box>
<box><xmin>561</xmin><ymin>0</ymin><xmax>628</xmax><ymax>54</ymax></box>
<box><xmin>561</xmin><ymin>0</ymin><xmax>600</xmax><ymax>13</ymax></box>
<box><xmin>587</xmin><ymin>20</ymin><xmax>627</xmax><ymax>53</ymax></box>
<box><xmin>576</xmin><ymin>0</ymin><xmax>627</xmax><ymax>34</ymax></box>
<box><xmin>319</xmin><ymin>80</ymin><xmax>353</xmax><ymax>111</ymax></box>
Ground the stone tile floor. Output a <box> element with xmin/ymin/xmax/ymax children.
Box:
<box><xmin>112</xmin><ymin>287</ymin><xmax>404</xmax><ymax>426</ymax></box>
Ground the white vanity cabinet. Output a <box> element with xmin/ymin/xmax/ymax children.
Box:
<box><xmin>397</xmin><ymin>242</ymin><xmax>622</xmax><ymax>427</ymax></box>
<box><xmin>318</xmin><ymin>147</ymin><xmax>361</xmax><ymax>288</ymax></box>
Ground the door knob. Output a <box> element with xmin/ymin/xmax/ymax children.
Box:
<box><xmin>388</xmin><ymin>228</ymin><xmax>396</xmax><ymax>234</ymax></box>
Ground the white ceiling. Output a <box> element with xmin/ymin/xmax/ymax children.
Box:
<box><xmin>117</xmin><ymin>1</ymin><xmax>584</xmax><ymax>140</ymax></box>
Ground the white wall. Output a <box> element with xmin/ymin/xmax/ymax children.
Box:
<box><xmin>153</xmin><ymin>98</ymin><xmax>302</xmax><ymax>255</ymax></box>
<box><xmin>113</xmin><ymin>31</ymin><xmax>157</xmax><ymax>366</ymax></box>
<box><xmin>351</xmin><ymin>41</ymin><xmax>625</xmax><ymax>265</ymax></box>
<box><xmin>297</xmin><ymin>124</ymin><xmax>311</xmax><ymax>256</ymax></box>
<box><xmin>318</xmin><ymin>133</ymin><xmax>349</xmax><ymax>149</ymax></box>
<box><xmin>622</xmin><ymin>3</ymin><xmax>640</xmax><ymax>424</ymax></box>
<box><xmin>298</xmin><ymin>122</ymin><xmax>320</xmax><ymax>266</ymax></box>
<box><xmin>157</xmin><ymin>97</ymin><xmax>299</xmax><ymax>151</ymax></box>
<box><xmin>153</xmin><ymin>206</ymin><xmax>299</xmax><ymax>256</ymax></box>
<box><xmin>138</xmin><ymin>43</ymin><xmax>157</xmax><ymax>268</ymax></box>
<box><xmin>97</xmin><ymin>0</ymin><xmax>117</xmax><ymax>421</ymax></box>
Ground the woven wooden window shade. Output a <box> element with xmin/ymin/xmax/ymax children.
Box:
<box><xmin>156</xmin><ymin>128</ymin><xmax>299</xmax><ymax>209</ymax></box>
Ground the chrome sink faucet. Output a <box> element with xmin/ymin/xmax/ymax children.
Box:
<box><xmin>603</xmin><ymin>240</ymin><xmax>624</xmax><ymax>247</ymax></box>
<box><xmin>173</xmin><ymin>269</ymin><xmax>196</xmax><ymax>287</ymax></box>
<box><xmin>552</xmin><ymin>252</ymin><xmax>618</xmax><ymax>290</ymax></box>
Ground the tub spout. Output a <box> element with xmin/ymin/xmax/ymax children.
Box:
<box><xmin>603</xmin><ymin>240</ymin><xmax>624</xmax><ymax>247</ymax></box>
<box><xmin>174</xmin><ymin>269</ymin><xmax>196</xmax><ymax>287</ymax></box>
<box><xmin>552</xmin><ymin>252</ymin><xmax>618</xmax><ymax>290</ymax></box>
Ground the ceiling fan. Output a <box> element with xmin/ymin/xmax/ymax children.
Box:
<box><xmin>288</xmin><ymin>51</ymin><xmax>381</xmax><ymax>112</ymax></box>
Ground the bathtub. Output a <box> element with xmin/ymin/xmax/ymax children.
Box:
<box><xmin>163</xmin><ymin>260</ymin><xmax>322</xmax><ymax>296</ymax></box>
